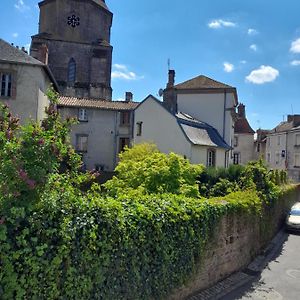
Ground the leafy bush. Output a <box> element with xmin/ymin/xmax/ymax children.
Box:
<box><xmin>104</xmin><ymin>143</ymin><xmax>204</xmax><ymax>197</ymax></box>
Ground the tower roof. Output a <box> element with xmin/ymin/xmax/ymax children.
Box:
<box><xmin>39</xmin><ymin>0</ymin><xmax>111</xmax><ymax>12</ymax></box>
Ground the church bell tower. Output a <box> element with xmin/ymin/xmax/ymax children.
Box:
<box><xmin>31</xmin><ymin>0</ymin><xmax>113</xmax><ymax>100</ymax></box>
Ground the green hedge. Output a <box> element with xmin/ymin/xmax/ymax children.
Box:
<box><xmin>2</xmin><ymin>177</ymin><xmax>291</xmax><ymax>299</ymax></box>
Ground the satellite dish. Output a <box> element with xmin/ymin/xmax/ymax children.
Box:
<box><xmin>158</xmin><ymin>88</ymin><xmax>164</xmax><ymax>97</ymax></box>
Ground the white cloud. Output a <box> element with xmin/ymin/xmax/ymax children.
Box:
<box><xmin>208</xmin><ymin>19</ymin><xmax>236</xmax><ymax>29</ymax></box>
<box><xmin>223</xmin><ymin>62</ymin><xmax>234</xmax><ymax>73</ymax></box>
<box><xmin>290</xmin><ymin>60</ymin><xmax>300</xmax><ymax>66</ymax></box>
<box><xmin>246</xmin><ymin>65</ymin><xmax>279</xmax><ymax>84</ymax></box>
<box><xmin>12</xmin><ymin>33</ymin><xmax>19</xmax><ymax>38</ymax></box>
<box><xmin>248</xmin><ymin>28</ymin><xmax>258</xmax><ymax>35</ymax></box>
<box><xmin>111</xmin><ymin>64</ymin><xmax>144</xmax><ymax>81</ymax></box>
<box><xmin>14</xmin><ymin>0</ymin><xmax>30</xmax><ymax>12</ymax></box>
<box><xmin>290</xmin><ymin>38</ymin><xmax>300</xmax><ymax>53</ymax></box>
<box><xmin>250</xmin><ymin>44</ymin><xmax>257</xmax><ymax>51</ymax></box>
<box><xmin>240</xmin><ymin>60</ymin><xmax>247</xmax><ymax>64</ymax></box>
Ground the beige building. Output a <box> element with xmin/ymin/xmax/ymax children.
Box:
<box><xmin>265</xmin><ymin>115</ymin><xmax>300</xmax><ymax>181</ymax></box>
<box><xmin>58</xmin><ymin>93</ymin><xmax>138</xmax><ymax>171</ymax></box>
<box><xmin>233</xmin><ymin>103</ymin><xmax>255</xmax><ymax>165</ymax></box>
<box><xmin>134</xmin><ymin>95</ymin><xmax>231</xmax><ymax>168</ymax></box>
<box><xmin>162</xmin><ymin>70</ymin><xmax>237</xmax><ymax>166</ymax></box>
<box><xmin>0</xmin><ymin>39</ymin><xmax>58</xmax><ymax>123</ymax></box>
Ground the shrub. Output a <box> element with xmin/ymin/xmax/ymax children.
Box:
<box><xmin>104</xmin><ymin>143</ymin><xmax>204</xmax><ymax>198</ymax></box>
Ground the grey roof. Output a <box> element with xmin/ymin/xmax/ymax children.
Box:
<box><xmin>176</xmin><ymin>112</ymin><xmax>231</xmax><ymax>149</ymax></box>
<box><xmin>0</xmin><ymin>39</ymin><xmax>43</xmax><ymax>66</ymax></box>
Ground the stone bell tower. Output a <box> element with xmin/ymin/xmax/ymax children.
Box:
<box><xmin>31</xmin><ymin>0</ymin><xmax>113</xmax><ymax>100</ymax></box>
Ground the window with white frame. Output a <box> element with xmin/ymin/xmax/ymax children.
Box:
<box><xmin>233</xmin><ymin>136</ymin><xmax>238</xmax><ymax>147</ymax></box>
<box><xmin>267</xmin><ymin>153</ymin><xmax>271</xmax><ymax>163</ymax></box>
<box><xmin>207</xmin><ymin>149</ymin><xmax>216</xmax><ymax>167</ymax></box>
<box><xmin>76</xmin><ymin>135</ymin><xmax>88</xmax><ymax>152</ymax></box>
<box><xmin>295</xmin><ymin>153</ymin><xmax>300</xmax><ymax>167</ymax></box>
<box><xmin>78</xmin><ymin>108</ymin><xmax>88</xmax><ymax>122</ymax></box>
<box><xmin>1</xmin><ymin>73</ymin><xmax>12</xmax><ymax>97</ymax></box>
<box><xmin>275</xmin><ymin>152</ymin><xmax>280</xmax><ymax>164</ymax></box>
<box><xmin>277</xmin><ymin>135</ymin><xmax>281</xmax><ymax>146</ymax></box>
<box><xmin>295</xmin><ymin>134</ymin><xmax>300</xmax><ymax>146</ymax></box>
<box><xmin>233</xmin><ymin>152</ymin><xmax>240</xmax><ymax>165</ymax></box>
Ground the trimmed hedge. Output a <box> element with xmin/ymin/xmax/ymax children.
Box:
<box><xmin>1</xmin><ymin>179</ymin><xmax>295</xmax><ymax>299</ymax></box>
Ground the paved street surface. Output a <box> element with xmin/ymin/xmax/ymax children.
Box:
<box><xmin>224</xmin><ymin>232</ymin><xmax>300</xmax><ymax>300</ymax></box>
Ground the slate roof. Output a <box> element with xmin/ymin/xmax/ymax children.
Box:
<box><xmin>58</xmin><ymin>96</ymin><xmax>139</xmax><ymax>111</ymax></box>
<box><xmin>234</xmin><ymin>118</ymin><xmax>255</xmax><ymax>134</ymax></box>
<box><xmin>176</xmin><ymin>112</ymin><xmax>231</xmax><ymax>149</ymax></box>
<box><xmin>175</xmin><ymin>75</ymin><xmax>234</xmax><ymax>90</ymax></box>
<box><xmin>0</xmin><ymin>39</ymin><xmax>43</xmax><ymax>66</ymax></box>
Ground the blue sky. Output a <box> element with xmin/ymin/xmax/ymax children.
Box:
<box><xmin>1</xmin><ymin>0</ymin><xmax>300</xmax><ymax>130</ymax></box>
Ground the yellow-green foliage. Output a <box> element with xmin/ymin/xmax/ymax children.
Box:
<box><xmin>104</xmin><ymin>143</ymin><xmax>204</xmax><ymax>197</ymax></box>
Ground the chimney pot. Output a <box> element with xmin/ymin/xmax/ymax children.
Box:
<box><xmin>237</xmin><ymin>103</ymin><xmax>246</xmax><ymax>118</ymax></box>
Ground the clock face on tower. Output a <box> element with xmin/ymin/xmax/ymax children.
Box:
<box><xmin>67</xmin><ymin>15</ymin><xmax>80</xmax><ymax>28</ymax></box>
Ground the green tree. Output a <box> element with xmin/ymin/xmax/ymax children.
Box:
<box><xmin>104</xmin><ymin>143</ymin><xmax>204</xmax><ymax>197</ymax></box>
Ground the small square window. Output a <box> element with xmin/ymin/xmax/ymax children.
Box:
<box><xmin>78</xmin><ymin>108</ymin><xmax>88</xmax><ymax>122</ymax></box>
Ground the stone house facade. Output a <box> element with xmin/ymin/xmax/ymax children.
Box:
<box><xmin>233</xmin><ymin>103</ymin><xmax>255</xmax><ymax>165</ymax></box>
<box><xmin>0</xmin><ymin>39</ymin><xmax>58</xmax><ymax>123</ymax></box>
<box><xmin>58</xmin><ymin>93</ymin><xmax>138</xmax><ymax>171</ymax></box>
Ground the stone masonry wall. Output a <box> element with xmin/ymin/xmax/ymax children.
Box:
<box><xmin>168</xmin><ymin>186</ymin><xmax>300</xmax><ymax>300</ymax></box>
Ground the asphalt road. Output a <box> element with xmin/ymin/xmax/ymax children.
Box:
<box><xmin>224</xmin><ymin>232</ymin><xmax>300</xmax><ymax>300</ymax></box>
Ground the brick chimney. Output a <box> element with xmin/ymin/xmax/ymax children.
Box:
<box><xmin>125</xmin><ymin>92</ymin><xmax>133</xmax><ymax>102</ymax></box>
<box><xmin>237</xmin><ymin>103</ymin><xmax>246</xmax><ymax>118</ymax></box>
<box><xmin>167</xmin><ymin>69</ymin><xmax>175</xmax><ymax>88</ymax></box>
<box><xmin>287</xmin><ymin>115</ymin><xmax>300</xmax><ymax>127</ymax></box>
<box><xmin>30</xmin><ymin>44</ymin><xmax>48</xmax><ymax>65</ymax></box>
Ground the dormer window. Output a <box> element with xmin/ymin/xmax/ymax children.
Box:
<box><xmin>78</xmin><ymin>108</ymin><xmax>88</xmax><ymax>122</ymax></box>
<box><xmin>1</xmin><ymin>73</ymin><xmax>12</xmax><ymax>97</ymax></box>
<box><xmin>68</xmin><ymin>58</ymin><xmax>76</xmax><ymax>83</ymax></box>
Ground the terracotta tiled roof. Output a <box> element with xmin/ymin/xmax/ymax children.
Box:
<box><xmin>234</xmin><ymin>118</ymin><xmax>255</xmax><ymax>134</ymax></box>
<box><xmin>58</xmin><ymin>96</ymin><xmax>139</xmax><ymax>111</ymax></box>
<box><xmin>174</xmin><ymin>75</ymin><xmax>234</xmax><ymax>90</ymax></box>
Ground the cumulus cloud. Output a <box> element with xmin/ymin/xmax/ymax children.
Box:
<box><xmin>246</xmin><ymin>65</ymin><xmax>279</xmax><ymax>84</ymax></box>
<box><xmin>14</xmin><ymin>0</ymin><xmax>30</xmax><ymax>12</ymax></box>
<box><xmin>290</xmin><ymin>38</ymin><xmax>300</xmax><ymax>53</ymax></box>
<box><xmin>290</xmin><ymin>60</ymin><xmax>300</xmax><ymax>66</ymax></box>
<box><xmin>208</xmin><ymin>19</ymin><xmax>236</xmax><ymax>29</ymax></box>
<box><xmin>240</xmin><ymin>60</ymin><xmax>247</xmax><ymax>64</ymax></box>
<box><xmin>223</xmin><ymin>62</ymin><xmax>234</xmax><ymax>73</ymax></box>
<box><xmin>248</xmin><ymin>28</ymin><xmax>258</xmax><ymax>35</ymax></box>
<box><xmin>250</xmin><ymin>44</ymin><xmax>257</xmax><ymax>51</ymax></box>
<box><xmin>12</xmin><ymin>33</ymin><xmax>19</xmax><ymax>38</ymax></box>
<box><xmin>111</xmin><ymin>64</ymin><xmax>144</xmax><ymax>81</ymax></box>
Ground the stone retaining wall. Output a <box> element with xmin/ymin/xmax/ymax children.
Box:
<box><xmin>168</xmin><ymin>186</ymin><xmax>300</xmax><ymax>300</ymax></box>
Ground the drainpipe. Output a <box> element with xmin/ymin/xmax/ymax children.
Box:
<box><xmin>223</xmin><ymin>90</ymin><xmax>227</xmax><ymax>140</ymax></box>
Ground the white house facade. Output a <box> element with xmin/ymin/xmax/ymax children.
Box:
<box><xmin>265</xmin><ymin>115</ymin><xmax>300</xmax><ymax>182</ymax></box>
<box><xmin>133</xmin><ymin>95</ymin><xmax>230</xmax><ymax>167</ymax></box>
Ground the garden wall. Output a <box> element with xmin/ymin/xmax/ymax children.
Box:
<box><xmin>168</xmin><ymin>185</ymin><xmax>300</xmax><ymax>300</ymax></box>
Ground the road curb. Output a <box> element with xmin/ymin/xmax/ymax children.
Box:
<box><xmin>187</xmin><ymin>229</ymin><xmax>286</xmax><ymax>300</ymax></box>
